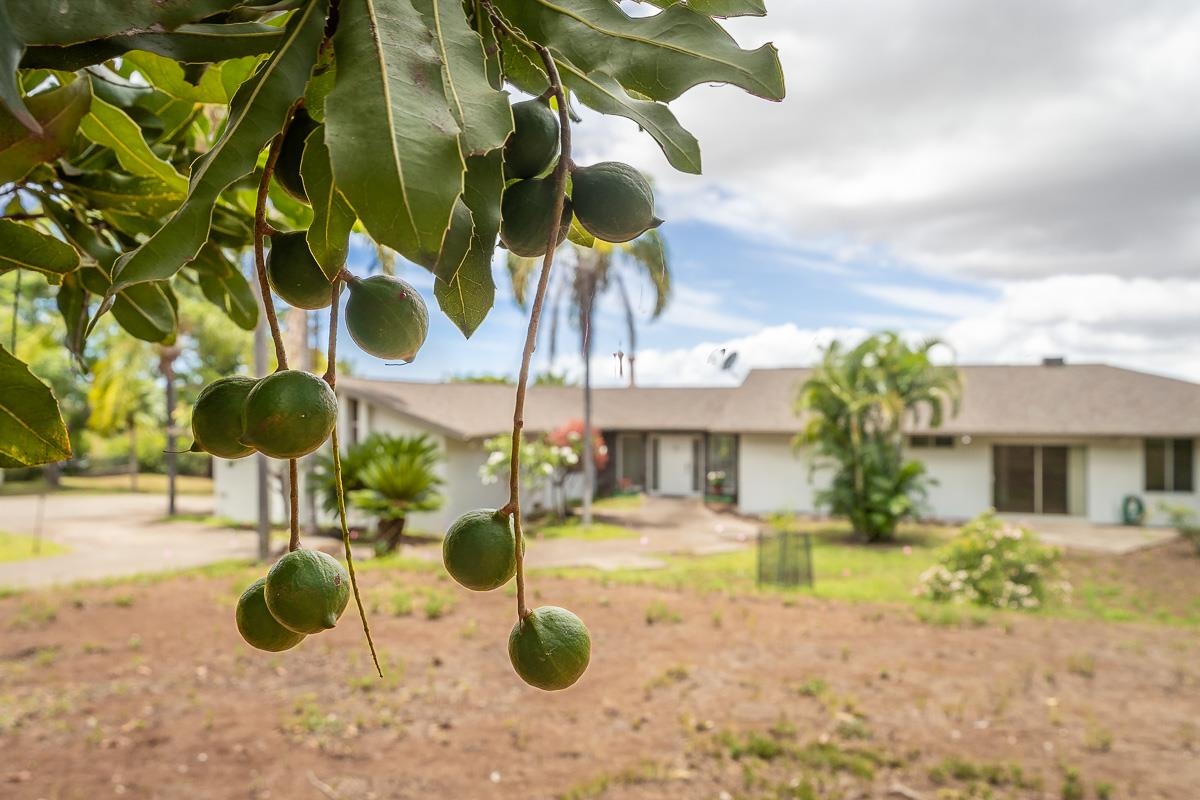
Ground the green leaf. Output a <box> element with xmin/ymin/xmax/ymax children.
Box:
<box><xmin>123</xmin><ymin>51</ymin><xmax>262</xmax><ymax>105</ymax></box>
<box><xmin>0</xmin><ymin>77</ymin><xmax>92</xmax><ymax>184</ymax></box>
<box><xmin>111</xmin><ymin>0</ymin><xmax>329</xmax><ymax>291</ymax></box>
<box><xmin>640</xmin><ymin>0</ymin><xmax>766</xmax><ymax>18</ymax></box>
<box><xmin>301</xmin><ymin>126</ymin><xmax>356</xmax><ymax>278</ymax></box>
<box><xmin>0</xmin><ymin>344</ymin><xmax>71</xmax><ymax>468</ymax></box>
<box><xmin>21</xmin><ymin>23</ymin><xmax>285</xmax><ymax>71</ymax></box>
<box><xmin>303</xmin><ymin>42</ymin><xmax>337</xmax><ymax>122</ymax></box>
<box><xmin>412</xmin><ymin>0</ymin><xmax>513</xmax><ymax>156</ymax></box>
<box><xmin>62</xmin><ymin>171</ymin><xmax>184</xmax><ymax>218</ymax></box>
<box><xmin>192</xmin><ymin>244</ymin><xmax>259</xmax><ymax>331</ymax></box>
<box><xmin>6</xmin><ymin>0</ymin><xmax>251</xmax><ymax>47</ymax></box>
<box><xmin>562</xmin><ymin>66</ymin><xmax>701</xmax><ymax>174</ymax></box>
<box><xmin>79</xmin><ymin>95</ymin><xmax>188</xmax><ymax>193</ymax></box>
<box><xmin>0</xmin><ymin>1</ymin><xmax>37</xmax><ymax>132</ymax></box>
<box><xmin>326</xmin><ymin>0</ymin><xmax>465</xmax><ymax>267</ymax></box>
<box><xmin>567</xmin><ymin>215</ymin><xmax>595</xmax><ymax>248</ymax></box>
<box><xmin>56</xmin><ymin>273</ymin><xmax>90</xmax><ymax>361</ymax></box>
<box><xmin>435</xmin><ymin>151</ymin><xmax>502</xmax><ymax>337</ymax></box>
<box><xmin>498</xmin><ymin>34</ymin><xmax>701</xmax><ymax>173</ymax></box>
<box><xmin>0</xmin><ymin>218</ymin><xmax>81</xmax><ymax>282</ymax></box>
<box><xmin>111</xmin><ymin>281</ymin><xmax>178</xmax><ymax>343</ymax></box>
<box><xmin>492</xmin><ymin>0</ymin><xmax>785</xmax><ymax>102</ymax></box>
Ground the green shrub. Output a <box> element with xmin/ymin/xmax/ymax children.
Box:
<box><xmin>916</xmin><ymin>512</ymin><xmax>1069</xmax><ymax>611</ymax></box>
<box><xmin>1158</xmin><ymin>502</ymin><xmax>1200</xmax><ymax>556</ymax></box>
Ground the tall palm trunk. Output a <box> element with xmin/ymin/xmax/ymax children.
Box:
<box><xmin>581</xmin><ymin>274</ymin><xmax>597</xmax><ymax>526</ymax></box>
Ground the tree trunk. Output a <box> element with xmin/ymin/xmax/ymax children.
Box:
<box><xmin>581</xmin><ymin>275</ymin><xmax>596</xmax><ymax>526</ymax></box>
<box><xmin>160</xmin><ymin>346</ymin><xmax>180</xmax><ymax>517</ymax></box>
<box><xmin>127</xmin><ymin>413</ymin><xmax>138</xmax><ymax>492</ymax></box>
<box><xmin>253</xmin><ymin>276</ymin><xmax>271</xmax><ymax>561</ymax></box>
<box><xmin>378</xmin><ymin>516</ymin><xmax>407</xmax><ymax>553</ymax></box>
<box><xmin>42</xmin><ymin>461</ymin><xmax>60</xmax><ymax>489</ymax></box>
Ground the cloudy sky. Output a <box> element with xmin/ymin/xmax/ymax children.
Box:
<box><xmin>341</xmin><ymin>1</ymin><xmax>1200</xmax><ymax>387</ymax></box>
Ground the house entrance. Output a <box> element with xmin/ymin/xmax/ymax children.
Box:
<box><xmin>650</xmin><ymin>434</ymin><xmax>702</xmax><ymax>496</ymax></box>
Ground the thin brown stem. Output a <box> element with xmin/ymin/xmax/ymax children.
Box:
<box><xmin>287</xmin><ymin>458</ymin><xmax>300</xmax><ymax>551</ymax></box>
<box><xmin>504</xmin><ymin>44</ymin><xmax>572</xmax><ymax>622</ymax></box>
<box><xmin>253</xmin><ymin>102</ymin><xmax>302</xmax><ymax>373</ymax></box>
<box><xmin>325</xmin><ymin>278</ymin><xmax>382</xmax><ymax>677</ymax></box>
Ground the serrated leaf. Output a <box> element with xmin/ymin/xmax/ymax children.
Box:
<box><xmin>563</xmin><ymin>66</ymin><xmax>701</xmax><ymax>174</ymax></box>
<box><xmin>192</xmin><ymin>244</ymin><xmax>259</xmax><ymax>331</ymax></box>
<box><xmin>0</xmin><ymin>344</ymin><xmax>71</xmax><ymax>468</ymax></box>
<box><xmin>79</xmin><ymin>95</ymin><xmax>188</xmax><ymax>193</ymax></box>
<box><xmin>301</xmin><ymin>126</ymin><xmax>356</xmax><ymax>278</ymax></box>
<box><xmin>640</xmin><ymin>0</ymin><xmax>766</xmax><ymax>18</ymax></box>
<box><xmin>41</xmin><ymin>195</ymin><xmax>119</xmax><ymax>275</ymax></box>
<box><xmin>110</xmin><ymin>0</ymin><xmax>329</xmax><ymax>292</ymax></box>
<box><xmin>412</xmin><ymin>0</ymin><xmax>513</xmax><ymax>156</ymax></box>
<box><xmin>6</xmin><ymin>0</ymin><xmax>250</xmax><ymax>47</ymax></box>
<box><xmin>0</xmin><ymin>1</ymin><xmax>36</xmax><ymax>132</ymax></box>
<box><xmin>497</xmin><ymin>35</ymin><xmax>701</xmax><ymax>173</ymax></box>
<box><xmin>0</xmin><ymin>219</ymin><xmax>81</xmax><ymax>281</ymax></box>
<box><xmin>21</xmin><ymin>23</ymin><xmax>284</xmax><ymax>72</ymax></box>
<box><xmin>112</xmin><ymin>281</ymin><xmax>177</xmax><ymax>343</ymax></box>
<box><xmin>435</xmin><ymin>151</ymin><xmax>502</xmax><ymax>337</ymax></box>
<box><xmin>493</xmin><ymin>0</ymin><xmax>785</xmax><ymax>102</ymax></box>
<box><xmin>326</xmin><ymin>0</ymin><xmax>465</xmax><ymax>267</ymax></box>
<box><xmin>0</xmin><ymin>77</ymin><xmax>92</xmax><ymax>184</ymax></box>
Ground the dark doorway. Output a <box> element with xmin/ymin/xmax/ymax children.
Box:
<box><xmin>993</xmin><ymin>445</ymin><xmax>1072</xmax><ymax>515</ymax></box>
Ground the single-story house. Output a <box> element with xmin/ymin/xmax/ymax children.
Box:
<box><xmin>214</xmin><ymin>360</ymin><xmax>1200</xmax><ymax>531</ymax></box>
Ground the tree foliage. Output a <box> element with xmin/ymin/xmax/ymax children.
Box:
<box><xmin>0</xmin><ymin>0</ymin><xmax>783</xmax><ymax>469</ymax></box>
<box><xmin>797</xmin><ymin>333</ymin><xmax>961</xmax><ymax>542</ymax></box>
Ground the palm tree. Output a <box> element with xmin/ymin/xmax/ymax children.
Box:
<box><xmin>313</xmin><ymin>433</ymin><xmax>445</xmax><ymax>553</ymax></box>
<box><xmin>797</xmin><ymin>333</ymin><xmax>960</xmax><ymax>541</ymax></box>
<box><xmin>508</xmin><ymin>232</ymin><xmax>671</xmax><ymax>523</ymax></box>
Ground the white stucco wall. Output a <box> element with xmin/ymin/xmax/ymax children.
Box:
<box><xmin>213</xmin><ymin>454</ymin><xmax>316</xmax><ymax>526</ymax></box>
<box><xmin>1087</xmin><ymin>437</ymin><xmax>1200</xmax><ymax>525</ymax></box>
<box><xmin>736</xmin><ymin>434</ymin><xmax>825</xmax><ymax>515</ymax></box>
<box><xmin>905</xmin><ymin>437</ymin><xmax>991</xmax><ymax>522</ymax></box>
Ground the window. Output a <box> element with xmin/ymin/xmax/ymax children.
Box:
<box><xmin>1145</xmin><ymin>438</ymin><xmax>1195</xmax><ymax>492</ymax></box>
<box><xmin>908</xmin><ymin>435</ymin><xmax>955</xmax><ymax>449</ymax></box>
<box><xmin>705</xmin><ymin>434</ymin><xmax>739</xmax><ymax>497</ymax></box>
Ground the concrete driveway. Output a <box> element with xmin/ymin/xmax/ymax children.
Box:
<box><xmin>518</xmin><ymin>496</ymin><xmax>760</xmax><ymax>571</ymax></box>
<box><xmin>0</xmin><ymin>493</ymin><xmax>259</xmax><ymax>590</ymax></box>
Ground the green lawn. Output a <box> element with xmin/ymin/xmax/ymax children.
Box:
<box><xmin>529</xmin><ymin>517</ymin><xmax>640</xmax><ymax>542</ymax></box>
<box><xmin>0</xmin><ymin>531</ymin><xmax>69</xmax><ymax>563</ymax></box>
<box><xmin>0</xmin><ymin>473</ymin><xmax>213</xmax><ymax>497</ymax></box>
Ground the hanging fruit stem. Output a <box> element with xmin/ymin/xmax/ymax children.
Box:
<box><xmin>253</xmin><ymin>100</ymin><xmax>302</xmax><ymax>553</ymax></box>
<box><xmin>501</xmin><ymin>43</ymin><xmax>573</xmax><ymax>622</ymax></box>
<box><xmin>325</xmin><ymin>278</ymin><xmax>382</xmax><ymax>678</ymax></box>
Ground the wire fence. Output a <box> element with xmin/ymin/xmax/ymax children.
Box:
<box><xmin>756</xmin><ymin>529</ymin><xmax>815</xmax><ymax>589</ymax></box>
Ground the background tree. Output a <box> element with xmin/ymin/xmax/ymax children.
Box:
<box><xmin>481</xmin><ymin>419</ymin><xmax>607</xmax><ymax>520</ymax></box>
<box><xmin>797</xmin><ymin>333</ymin><xmax>961</xmax><ymax>542</ymax></box>
<box><xmin>508</xmin><ymin>233</ymin><xmax>670</xmax><ymax>523</ymax></box>
<box><xmin>313</xmin><ymin>434</ymin><xmax>445</xmax><ymax>554</ymax></box>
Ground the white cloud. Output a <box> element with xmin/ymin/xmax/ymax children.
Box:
<box><xmin>580</xmin><ymin>275</ymin><xmax>1200</xmax><ymax>387</ymax></box>
<box><xmin>577</xmin><ymin>2</ymin><xmax>1200</xmax><ymax>281</ymax></box>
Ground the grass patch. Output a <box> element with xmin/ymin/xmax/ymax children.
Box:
<box><xmin>0</xmin><ymin>473</ymin><xmax>213</xmax><ymax>496</ymax></box>
<box><xmin>589</xmin><ymin>493</ymin><xmax>645</xmax><ymax>512</ymax></box>
<box><xmin>529</xmin><ymin>517</ymin><xmax>639</xmax><ymax>541</ymax></box>
<box><xmin>0</xmin><ymin>531</ymin><xmax>68</xmax><ymax>563</ymax></box>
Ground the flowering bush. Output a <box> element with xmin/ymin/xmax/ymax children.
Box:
<box><xmin>479</xmin><ymin>420</ymin><xmax>608</xmax><ymax>519</ymax></box>
<box><xmin>917</xmin><ymin>512</ymin><xmax>1070</xmax><ymax>610</ymax></box>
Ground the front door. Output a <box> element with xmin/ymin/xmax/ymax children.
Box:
<box><xmin>650</xmin><ymin>434</ymin><xmax>701</xmax><ymax>496</ymax></box>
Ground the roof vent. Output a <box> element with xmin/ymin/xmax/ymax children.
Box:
<box><xmin>1042</xmin><ymin>356</ymin><xmax>1066</xmax><ymax>367</ymax></box>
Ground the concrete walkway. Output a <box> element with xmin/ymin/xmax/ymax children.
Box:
<box><xmin>515</xmin><ymin>496</ymin><xmax>759</xmax><ymax>571</ymax></box>
<box><xmin>0</xmin><ymin>493</ymin><xmax>258</xmax><ymax>590</ymax></box>
<box><xmin>1006</xmin><ymin>515</ymin><xmax>1178</xmax><ymax>555</ymax></box>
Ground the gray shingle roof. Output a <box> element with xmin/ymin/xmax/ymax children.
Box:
<box><xmin>337</xmin><ymin>363</ymin><xmax>1200</xmax><ymax>440</ymax></box>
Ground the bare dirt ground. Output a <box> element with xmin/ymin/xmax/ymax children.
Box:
<box><xmin>2</xmin><ymin>555</ymin><xmax>1198</xmax><ymax>800</ymax></box>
